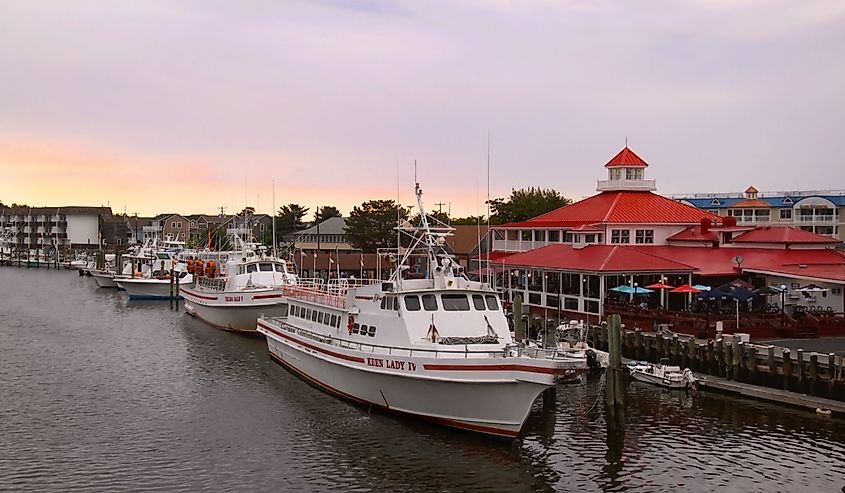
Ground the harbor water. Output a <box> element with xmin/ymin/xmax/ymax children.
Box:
<box><xmin>1</xmin><ymin>268</ymin><xmax>843</xmax><ymax>492</ymax></box>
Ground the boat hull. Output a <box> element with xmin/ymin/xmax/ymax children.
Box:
<box><xmin>91</xmin><ymin>271</ymin><xmax>118</xmax><ymax>288</ymax></box>
<box><xmin>258</xmin><ymin>319</ymin><xmax>579</xmax><ymax>439</ymax></box>
<box><xmin>181</xmin><ymin>287</ymin><xmax>287</xmax><ymax>333</ymax></box>
<box><xmin>116</xmin><ymin>275</ymin><xmax>193</xmax><ymax>300</ymax></box>
<box><xmin>630</xmin><ymin>370</ymin><xmax>692</xmax><ymax>389</ymax></box>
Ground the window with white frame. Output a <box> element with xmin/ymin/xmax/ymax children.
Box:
<box><xmin>635</xmin><ymin>229</ymin><xmax>654</xmax><ymax>244</ymax></box>
<box><xmin>780</xmin><ymin>209</ymin><xmax>792</xmax><ymax>220</ymax></box>
<box><xmin>610</xmin><ymin>229</ymin><xmax>630</xmax><ymax>244</ymax></box>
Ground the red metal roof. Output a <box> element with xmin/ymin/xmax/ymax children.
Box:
<box><xmin>472</xmin><ymin>251</ymin><xmax>516</xmax><ymax>262</ymax></box>
<box><xmin>499</xmin><ymin>191</ymin><xmax>718</xmax><ymax>228</ymax></box>
<box><xmin>634</xmin><ymin>246</ymin><xmax>845</xmax><ymax>277</ymax></box>
<box><xmin>731</xmin><ymin>227</ymin><xmax>838</xmax><ymax>244</ymax></box>
<box><xmin>729</xmin><ymin>198</ymin><xmax>770</xmax><ymax>208</ymax></box>
<box><xmin>666</xmin><ymin>226</ymin><xmax>719</xmax><ymax>242</ymax></box>
<box><xmin>744</xmin><ymin>264</ymin><xmax>845</xmax><ymax>284</ymax></box>
<box><xmin>605</xmin><ymin>147</ymin><xmax>649</xmax><ymax>168</ymax></box>
<box><xmin>501</xmin><ymin>244</ymin><xmax>696</xmax><ymax>273</ymax></box>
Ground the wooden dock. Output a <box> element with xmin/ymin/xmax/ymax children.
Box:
<box><xmin>696</xmin><ymin>374</ymin><xmax>845</xmax><ymax>415</ymax></box>
<box><xmin>589</xmin><ymin>323</ymin><xmax>845</xmax><ymax>405</ymax></box>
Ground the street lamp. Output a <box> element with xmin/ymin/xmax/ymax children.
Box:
<box><xmin>780</xmin><ymin>284</ymin><xmax>787</xmax><ymax>326</ymax></box>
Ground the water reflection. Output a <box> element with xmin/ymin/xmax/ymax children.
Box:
<box><xmin>1</xmin><ymin>268</ymin><xmax>844</xmax><ymax>493</ymax></box>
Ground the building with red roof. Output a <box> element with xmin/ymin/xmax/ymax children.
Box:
<box><xmin>479</xmin><ymin>147</ymin><xmax>845</xmax><ymax>332</ymax></box>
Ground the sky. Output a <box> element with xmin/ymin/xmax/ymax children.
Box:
<box><xmin>1</xmin><ymin>0</ymin><xmax>844</xmax><ymax>218</ymax></box>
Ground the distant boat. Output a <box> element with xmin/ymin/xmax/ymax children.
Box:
<box><xmin>627</xmin><ymin>359</ymin><xmax>697</xmax><ymax>389</ymax></box>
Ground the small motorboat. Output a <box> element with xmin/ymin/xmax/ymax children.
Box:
<box><xmin>627</xmin><ymin>358</ymin><xmax>697</xmax><ymax>389</ymax></box>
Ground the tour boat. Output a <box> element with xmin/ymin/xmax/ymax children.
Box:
<box><xmin>181</xmin><ymin>245</ymin><xmax>297</xmax><ymax>333</ymax></box>
<box><xmin>115</xmin><ymin>250</ymin><xmax>193</xmax><ymax>300</ymax></box>
<box><xmin>627</xmin><ymin>359</ymin><xmax>698</xmax><ymax>389</ymax></box>
<box><xmin>257</xmin><ymin>184</ymin><xmax>587</xmax><ymax>439</ymax></box>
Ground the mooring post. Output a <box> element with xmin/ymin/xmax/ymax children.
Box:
<box><xmin>809</xmin><ymin>353</ymin><xmax>819</xmax><ymax>396</ymax></box>
<box><xmin>715</xmin><ymin>337</ymin><xmax>725</xmax><ymax>377</ymax></box>
<box><xmin>513</xmin><ymin>294</ymin><xmax>525</xmax><ymax>343</ymax></box>
<box><xmin>706</xmin><ymin>339</ymin><xmax>715</xmax><ymax>375</ymax></box>
<box><xmin>767</xmin><ymin>346</ymin><xmax>776</xmax><ymax>386</ymax></box>
<box><xmin>782</xmin><ymin>349</ymin><xmax>792</xmax><ymax>391</ymax></box>
<box><xmin>828</xmin><ymin>353</ymin><xmax>836</xmax><ymax>395</ymax></box>
<box><xmin>606</xmin><ymin>314</ymin><xmax>624</xmax><ymax>408</ymax></box>
<box><xmin>634</xmin><ymin>328</ymin><xmax>643</xmax><ymax>361</ymax></box>
<box><xmin>747</xmin><ymin>346</ymin><xmax>758</xmax><ymax>384</ymax></box>
<box><xmin>796</xmin><ymin>349</ymin><xmax>805</xmax><ymax>392</ymax></box>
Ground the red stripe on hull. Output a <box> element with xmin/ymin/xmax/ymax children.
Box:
<box><xmin>253</xmin><ymin>294</ymin><xmax>283</xmax><ymax>300</ymax></box>
<box><xmin>258</xmin><ymin>321</ymin><xmax>365</xmax><ymax>364</ymax></box>
<box><xmin>423</xmin><ymin>363</ymin><xmax>571</xmax><ymax>375</ymax></box>
<box><xmin>181</xmin><ymin>289</ymin><xmax>218</xmax><ymax>301</ymax></box>
<box><xmin>267</xmin><ymin>352</ymin><xmax>519</xmax><ymax>439</ymax></box>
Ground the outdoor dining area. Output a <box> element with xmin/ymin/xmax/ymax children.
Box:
<box><xmin>604</xmin><ymin>279</ymin><xmax>844</xmax><ymax>340</ymax></box>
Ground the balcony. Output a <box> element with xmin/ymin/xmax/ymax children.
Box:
<box><xmin>734</xmin><ymin>216</ymin><xmax>771</xmax><ymax>224</ymax></box>
<box><xmin>795</xmin><ymin>214</ymin><xmax>837</xmax><ymax>223</ymax></box>
<box><xmin>596</xmin><ymin>179</ymin><xmax>656</xmax><ymax>192</ymax></box>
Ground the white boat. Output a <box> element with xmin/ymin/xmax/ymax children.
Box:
<box><xmin>90</xmin><ymin>266</ymin><xmax>119</xmax><ymax>288</ymax></box>
<box><xmin>257</xmin><ymin>183</ymin><xmax>587</xmax><ymax>439</ymax></box>
<box><xmin>181</xmin><ymin>243</ymin><xmax>297</xmax><ymax>333</ymax></box>
<box><xmin>627</xmin><ymin>359</ymin><xmax>697</xmax><ymax>389</ymax></box>
<box><xmin>555</xmin><ymin>321</ymin><xmax>609</xmax><ymax>371</ymax></box>
<box><xmin>116</xmin><ymin>249</ymin><xmax>193</xmax><ymax>300</ymax></box>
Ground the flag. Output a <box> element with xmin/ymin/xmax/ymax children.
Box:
<box><xmin>329</xmin><ymin>257</ymin><xmax>335</xmax><ymax>264</ymax></box>
<box><xmin>360</xmin><ymin>254</ymin><xmax>364</xmax><ymax>268</ymax></box>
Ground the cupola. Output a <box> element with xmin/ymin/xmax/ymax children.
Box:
<box><xmin>597</xmin><ymin>146</ymin><xmax>656</xmax><ymax>192</ymax></box>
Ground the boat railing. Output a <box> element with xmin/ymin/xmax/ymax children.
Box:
<box><xmin>196</xmin><ymin>277</ymin><xmax>227</xmax><ymax>292</ymax></box>
<box><xmin>283</xmin><ymin>278</ymin><xmax>347</xmax><ymax>308</ymax></box>
<box><xmin>261</xmin><ymin>317</ymin><xmax>579</xmax><ymax>361</ymax></box>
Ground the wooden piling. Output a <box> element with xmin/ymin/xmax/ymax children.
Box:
<box><xmin>809</xmin><ymin>353</ymin><xmax>819</xmax><ymax>396</ymax></box>
<box><xmin>796</xmin><ymin>349</ymin><xmax>805</xmax><ymax>391</ymax></box>
<box><xmin>767</xmin><ymin>346</ymin><xmax>776</xmax><ymax>387</ymax></box>
<box><xmin>606</xmin><ymin>314</ymin><xmax>623</xmax><ymax>408</ymax></box>
<box><xmin>672</xmin><ymin>334</ymin><xmax>680</xmax><ymax>366</ymax></box>
<box><xmin>782</xmin><ymin>349</ymin><xmax>792</xmax><ymax>391</ymax></box>
<box><xmin>747</xmin><ymin>346</ymin><xmax>758</xmax><ymax>384</ymax></box>
<box><xmin>513</xmin><ymin>294</ymin><xmax>525</xmax><ymax>342</ymax></box>
<box><xmin>715</xmin><ymin>337</ymin><xmax>725</xmax><ymax>378</ymax></box>
<box><xmin>687</xmin><ymin>338</ymin><xmax>697</xmax><ymax>371</ymax></box>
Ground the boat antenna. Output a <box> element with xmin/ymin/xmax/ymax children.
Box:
<box><xmin>486</xmin><ymin>129</ymin><xmax>491</xmax><ymax>287</ymax></box>
<box><xmin>396</xmin><ymin>162</ymin><xmax>402</xmax><ymax>287</ymax></box>
<box><xmin>272</xmin><ymin>179</ymin><xmax>277</xmax><ymax>259</ymax></box>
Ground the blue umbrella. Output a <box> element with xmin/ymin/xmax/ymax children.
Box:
<box><xmin>632</xmin><ymin>286</ymin><xmax>654</xmax><ymax>295</ymax></box>
<box><xmin>610</xmin><ymin>285</ymin><xmax>635</xmax><ymax>293</ymax></box>
<box><xmin>693</xmin><ymin>284</ymin><xmax>711</xmax><ymax>292</ymax></box>
<box><xmin>698</xmin><ymin>287</ymin><xmax>730</xmax><ymax>300</ymax></box>
<box><xmin>730</xmin><ymin>287</ymin><xmax>755</xmax><ymax>302</ymax></box>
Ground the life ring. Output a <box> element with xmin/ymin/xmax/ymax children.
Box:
<box><xmin>347</xmin><ymin>315</ymin><xmax>354</xmax><ymax>335</ymax></box>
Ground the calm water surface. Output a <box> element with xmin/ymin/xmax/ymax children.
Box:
<box><xmin>1</xmin><ymin>268</ymin><xmax>844</xmax><ymax>492</ymax></box>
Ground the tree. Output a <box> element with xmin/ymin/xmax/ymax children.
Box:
<box><xmin>238</xmin><ymin>206</ymin><xmax>256</xmax><ymax>216</ymax></box>
<box><xmin>313</xmin><ymin>206</ymin><xmax>341</xmax><ymax>223</ymax></box>
<box><xmin>276</xmin><ymin>203</ymin><xmax>309</xmax><ymax>236</ymax></box>
<box><xmin>487</xmin><ymin>187</ymin><xmax>570</xmax><ymax>224</ymax></box>
<box><xmin>345</xmin><ymin>199</ymin><xmax>408</xmax><ymax>253</ymax></box>
<box><xmin>450</xmin><ymin>215</ymin><xmax>488</xmax><ymax>226</ymax></box>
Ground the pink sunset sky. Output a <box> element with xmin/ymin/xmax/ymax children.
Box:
<box><xmin>1</xmin><ymin>1</ymin><xmax>844</xmax><ymax>218</ymax></box>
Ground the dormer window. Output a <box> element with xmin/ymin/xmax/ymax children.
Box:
<box><xmin>783</xmin><ymin>197</ymin><xmax>793</xmax><ymax>205</ymax></box>
<box><xmin>610</xmin><ymin>168</ymin><xmax>622</xmax><ymax>180</ymax></box>
<box><xmin>710</xmin><ymin>199</ymin><xmax>721</xmax><ymax>206</ymax></box>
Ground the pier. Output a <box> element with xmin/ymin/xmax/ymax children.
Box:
<box><xmin>589</xmin><ymin>323</ymin><xmax>845</xmax><ymax>412</ymax></box>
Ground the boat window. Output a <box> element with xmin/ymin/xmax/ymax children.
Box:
<box><xmin>422</xmin><ymin>294</ymin><xmax>438</xmax><ymax>311</ymax></box>
<box><xmin>394</xmin><ymin>298</ymin><xmax>399</xmax><ymax>311</ymax></box>
<box><xmin>368</xmin><ymin>326</ymin><xmax>376</xmax><ymax>337</ymax></box>
<box><xmin>485</xmin><ymin>295</ymin><xmax>499</xmax><ymax>311</ymax></box>
<box><xmin>311</xmin><ymin>310</ymin><xmax>317</xmax><ymax>321</ymax></box>
<box><xmin>360</xmin><ymin>324</ymin><xmax>367</xmax><ymax>335</ymax></box>
<box><xmin>472</xmin><ymin>294</ymin><xmax>486</xmax><ymax>310</ymax></box>
<box><xmin>318</xmin><ymin>312</ymin><xmax>324</xmax><ymax>324</ymax></box>
<box><xmin>335</xmin><ymin>316</ymin><xmax>341</xmax><ymax>328</ymax></box>
<box><xmin>246</xmin><ymin>264</ymin><xmax>257</xmax><ymax>273</ymax></box>
<box><xmin>380</xmin><ymin>297</ymin><xmax>387</xmax><ymax>310</ymax></box>
<box><xmin>306</xmin><ymin>308</ymin><xmax>312</xmax><ymax>320</ymax></box>
<box><xmin>354</xmin><ymin>323</ymin><xmax>360</xmax><ymax>334</ymax></box>
<box><xmin>404</xmin><ymin>295</ymin><xmax>421</xmax><ymax>311</ymax></box>
<box><xmin>259</xmin><ymin>263</ymin><xmax>273</xmax><ymax>272</ymax></box>
<box><xmin>330</xmin><ymin>314</ymin><xmax>337</xmax><ymax>327</ymax></box>
<box><xmin>442</xmin><ymin>294</ymin><xmax>470</xmax><ymax>311</ymax></box>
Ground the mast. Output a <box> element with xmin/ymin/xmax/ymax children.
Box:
<box><xmin>486</xmin><ymin>129</ymin><xmax>491</xmax><ymax>287</ymax></box>
<box><xmin>271</xmin><ymin>179</ymin><xmax>277</xmax><ymax>259</ymax></box>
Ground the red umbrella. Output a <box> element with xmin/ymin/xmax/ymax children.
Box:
<box><xmin>646</xmin><ymin>281</ymin><xmax>675</xmax><ymax>290</ymax></box>
<box><xmin>670</xmin><ymin>284</ymin><xmax>702</xmax><ymax>293</ymax></box>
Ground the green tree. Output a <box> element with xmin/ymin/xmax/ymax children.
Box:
<box><xmin>450</xmin><ymin>215</ymin><xmax>488</xmax><ymax>225</ymax></box>
<box><xmin>313</xmin><ymin>206</ymin><xmax>342</xmax><ymax>223</ymax></box>
<box><xmin>238</xmin><ymin>206</ymin><xmax>256</xmax><ymax>216</ymax></box>
<box><xmin>487</xmin><ymin>187</ymin><xmax>570</xmax><ymax>224</ymax></box>
<box><xmin>276</xmin><ymin>203</ymin><xmax>309</xmax><ymax>236</ymax></box>
<box><xmin>346</xmin><ymin>199</ymin><xmax>408</xmax><ymax>253</ymax></box>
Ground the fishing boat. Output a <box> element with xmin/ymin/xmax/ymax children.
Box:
<box><xmin>257</xmin><ymin>183</ymin><xmax>587</xmax><ymax>439</ymax></box>
<box><xmin>181</xmin><ymin>238</ymin><xmax>297</xmax><ymax>332</ymax></box>
<box><xmin>627</xmin><ymin>359</ymin><xmax>697</xmax><ymax>389</ymax></box>
<box><xmin>115</xmin><ymin>250</ymin><xmax>193</xmax><ymax>300</ymax></box>
<box><xmin>555</xmin><ymin>320</ymin><xmax>609</xmax><ymax>371</ymax></box>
